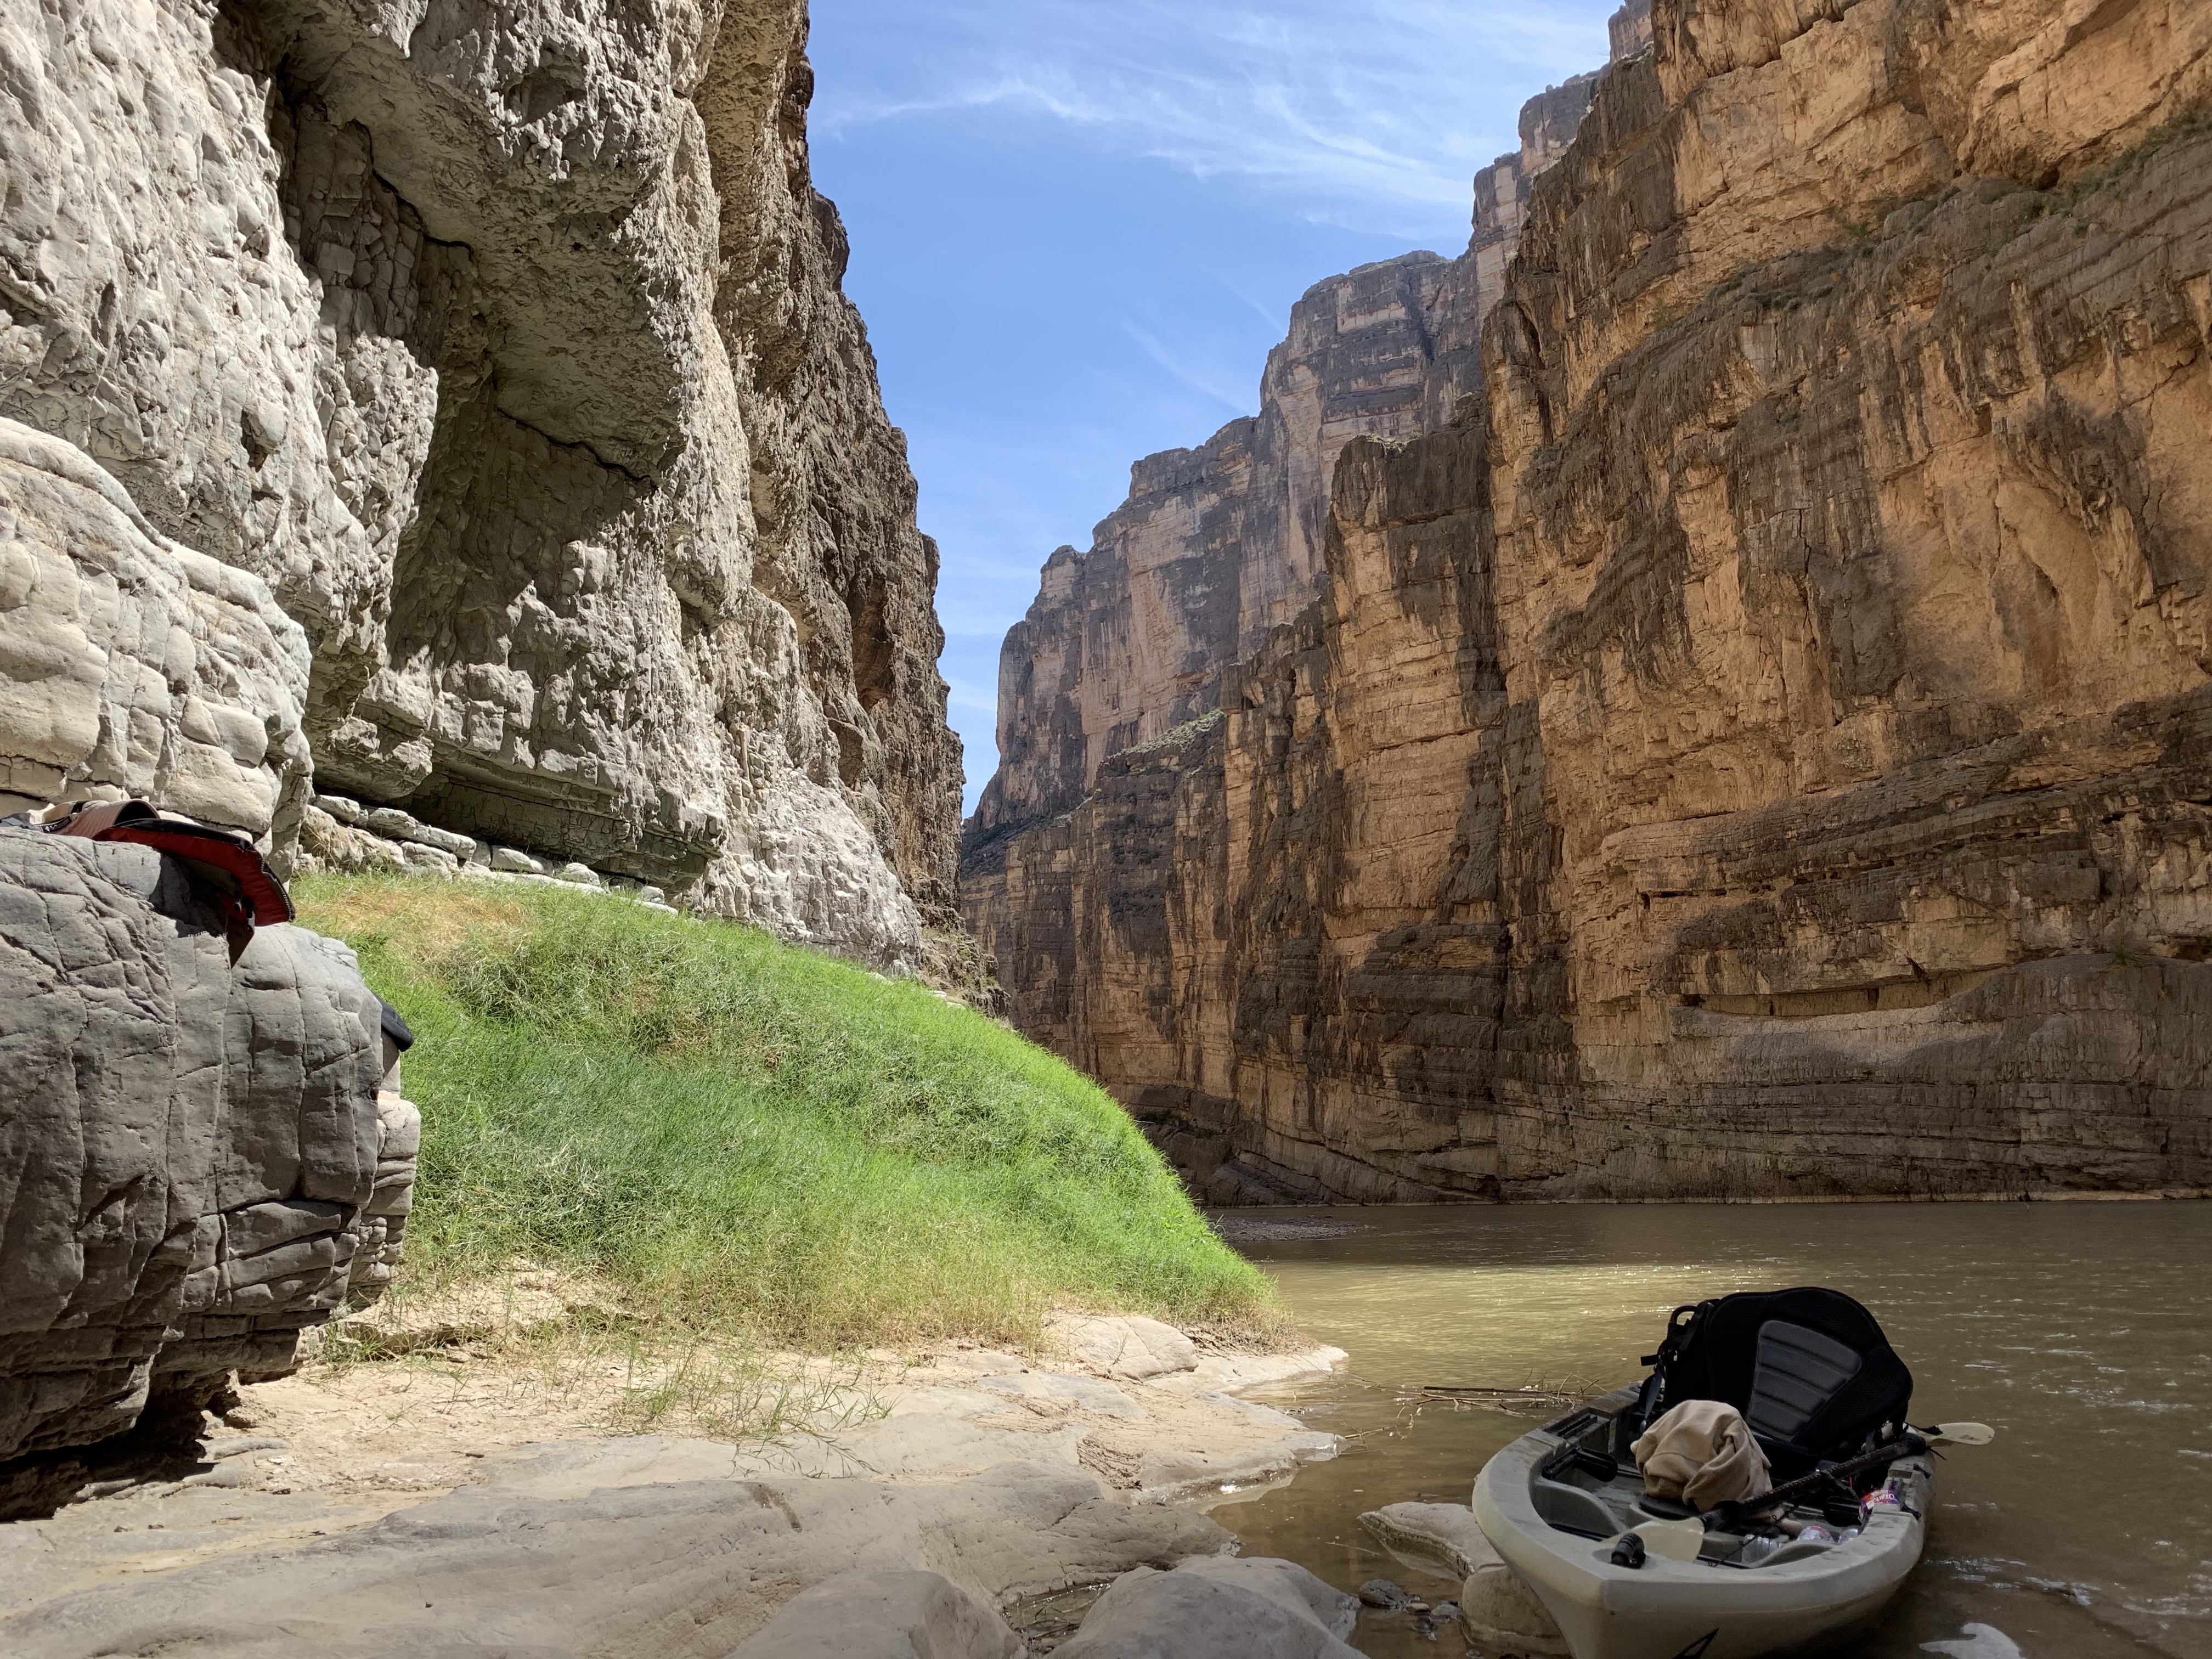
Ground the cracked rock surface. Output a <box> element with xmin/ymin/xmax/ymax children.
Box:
<box><xmin>0</xmin><ymin>830</ymin><xmax>412</xmax><ymax>1481</ymax></box>
<box><xmin>0</xmin><ymin>1322</ymin><xmax>1345</xmax><ymax>1657</ymax></box>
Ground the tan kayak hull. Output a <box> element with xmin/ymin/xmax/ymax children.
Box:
<box><xmin>1471</xmin><ymin>1396</ymin><xmax>1932</xmax><ymax>1659</ymax></box>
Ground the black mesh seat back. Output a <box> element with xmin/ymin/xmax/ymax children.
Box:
<box><xmin>1644</xmin><ymin>1287</ymin><xmax>1912</xmax><ymax>1468</ymax></box>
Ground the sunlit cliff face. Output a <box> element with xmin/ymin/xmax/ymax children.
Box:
<box><xmin>962</xmin><ymin>0</ymin><xmax>2212</xmax><ymax>1203</ymax></box>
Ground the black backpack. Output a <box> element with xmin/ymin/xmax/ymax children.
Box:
<box><xmin>1628</xmin><ymin>1286</ymin><xmax>1914</xmax><ymax>1479</ymax></box>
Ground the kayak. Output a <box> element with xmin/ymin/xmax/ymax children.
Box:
<box><xmin>1469</xmin><ymin>1288</ymin><xmax>1937</xmax><ymax>1659</ymax></box>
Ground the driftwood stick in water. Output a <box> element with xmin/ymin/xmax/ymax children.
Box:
<box><xmin>1420</xmin><ymin>1385</ymin><xmax>1583</xmax><ymax>1403</ymax></box>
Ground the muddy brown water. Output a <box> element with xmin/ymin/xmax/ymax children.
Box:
<box><xmin>1214</xmin><ymin>1201</ymin><xmax>2210</xmax><ymax>1659</ymax></box>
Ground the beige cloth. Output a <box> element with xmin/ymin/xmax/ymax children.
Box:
<box><xmin>1631</xmin><ymin>1400</ymin><xmax>1774</xmax><ymax>1510</ymax></box>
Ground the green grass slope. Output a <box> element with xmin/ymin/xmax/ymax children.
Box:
<box><xmin>297</xmin><ymin>875</ymin><xmax>1271</xmax><ymax>1349</ymax></box>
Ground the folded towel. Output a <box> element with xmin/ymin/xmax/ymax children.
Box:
<box><xmin>1632</xmin><ymin>1399</ymin><xmax>1774</xmax><ymax>1510</ymax></box>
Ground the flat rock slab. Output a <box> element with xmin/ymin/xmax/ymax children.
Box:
<box><xmin>1049</xmin><ymin>1314</ymin><xmax>1200</xmax><ymax>1381</ymax></box>
<box><xmin>1357</xmin><ymin>1500</ymin><xmax>1494</xmax><ymax>1577</ymax></box>
<box><xmin>0</xmin><ymin>1449</ymin><xmax>1231</xmax><ymax>1659</ymax></box>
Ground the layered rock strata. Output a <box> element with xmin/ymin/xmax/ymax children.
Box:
<box><xmin>1</xmin><ymin>0</ymin><xmax>958</xmax><ymax>966</ymax></box>
<box><xmin>967</xmin><ymin>252</ymin><xmax>1467</xmax><ymax>848</ymax></box>
<box><xmin>0</xmin><ymin>420</ymin><xmax>311</xmax><ymax>843</ymax></box>
<box><xmin>967</xmin><ymin>0</ymin><xmax>2212</xmax><ymax>1201</ymax></box>
<box><xmin>0</xmin><ymin>829</ymin><xmax>414</xmax><ymax>1502</ymax></box>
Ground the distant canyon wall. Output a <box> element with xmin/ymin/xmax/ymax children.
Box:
<box><xmin>965</xmin><ymin>0</ymin><xmax>2212</xmax><ymax>1202</ymax></box>
<box><xmin>1</xmin><ymin>0</ymin><xmax>958</xmax><ymax>965</ymax></box>
<box><xmin>963</xmin><ymin>67</ymin><xmax>1602</xmax><ymax>850</ymax></box>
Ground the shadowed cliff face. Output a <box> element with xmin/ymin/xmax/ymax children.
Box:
<box><xmin>0</xmin><ymin>0</ymin><xmax>958</xmax><ymax>964</ymax></box>
<box><xmin>966</xmin><ymin>0</ymin><xmax>2212</xmax><ymax>1203</ymax></box>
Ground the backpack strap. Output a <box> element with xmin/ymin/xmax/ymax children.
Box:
<box><xmin>44</xmin><ymin>799</ymin><xmax>159</xmax><ymax>837</ymax></box>
<box><xmin>1643</xmin><ymin>1300</ymin><xmax>1709</xmax><ymax>1368</ymax></box>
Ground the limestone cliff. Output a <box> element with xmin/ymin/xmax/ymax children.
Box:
<box><xmin>963</xmin><ymin>70</ymin><xmax>1609</xmax><ymax>854</ymax></box>
<box><xmin>967</xmin><ymin>0</ymin><xmax>2212</xmax><ymax>1202</ymax></box>
<box><xmin>1</xmin><ymin>0</ymin><xmax>958</xmax><ymax>966</ymax></box>
<box><xmin>966</xmin><ymin>253</ymin><xmax>1466</xmax><ymax>849</ymax></box>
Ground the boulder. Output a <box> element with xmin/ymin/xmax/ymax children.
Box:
<box><xmin>0</xmin><ymin>830</ymin><xmax>414</xmax><ymax>1501</ymax></box>
<box><xmin>723</xmin><ymin>1569</ymin><xmax>1019</xmax><ymax>1659</ymax></box>
<box><xmin>1053</xmin><ymin>1314</ymin><xmax>1199</xmax><ymax>1380</ymax></box>
<box><xmin>1055</xmin><ymin>1556</ymin><xmax>1362</xmax><ymax>1659</ymax></box>
<box><xmin>1358</xmin><ymin>1500</ymin><xmax>1566</xmax><ymax>1653</ymax></box>
<box><xmin>0</xmin><ymin>420</ymin><xmax>309</xmax><ymax>843</ymax></box>
<box><xmin>1357</xmin><ymin>1500</ymin><xmax>1494</xmax><ymax>1577</ymax></box>
<box><xmin>1456</xmin><ymin>1528</ymin><xmax>1568</xmax><ymax>1656</ymax></box>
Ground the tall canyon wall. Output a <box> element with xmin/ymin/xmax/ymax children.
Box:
<box><xmin>965</xmin><ymin>0</ymin><xmax>2212</xmax><ymax>1202</ymax></box>
<box><xmin>2</xmin><ymin>0</ymin><xmax>959</xmax><ymax>965</ymax></box>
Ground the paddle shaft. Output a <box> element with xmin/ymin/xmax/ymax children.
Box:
<box><xmin>1702</xmin><ymin>1432</ymin><xmax>1929</xmax><ymax>1527</ymax></box>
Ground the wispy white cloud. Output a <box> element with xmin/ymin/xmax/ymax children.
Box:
<box><xmin>1123</xmin><ymin>324</ymin><xmax>1254</xmax><ymax>415</ymax></box>
<box><xmin>813</xmin><ymin>0</ymin><xmax>1607</xmax><ymax>238</ymax></box>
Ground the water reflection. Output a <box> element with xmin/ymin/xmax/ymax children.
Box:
<box><xmin>1217</xmin><ymin>1202</ymin><xmax>2210</xmax><ymax>1659</ymax></box>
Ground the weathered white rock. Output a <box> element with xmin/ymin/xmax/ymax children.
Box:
<box><xmin>1454</xmin><ymin>1520</ymin><xmax>1568</xmax><ymax>1656</ymax></box>
<box><xmin>298</xmin><ymin>805</ymin><xmax>404</xmax><ymax>872</ymax></box>
<box><xmin>977</xmin><ymin>1373</ymin><xmax>1148</xmax><ymax>1421</ymax></box>
<box><xmin>1357</xmin><ymin>1497</ymin><xmax>1567</xmax><ymax>1649</ymax></box>
<box><xmin>1055</xmin><ymin>1557</ymin><xmax>1362</xmax><ymax>1659</ymax></box>
<box><xmin>0</xmin><ymin>420</ymin><xmax>310</xmax><ymax>838</ymax></box>
<box><xmin>0</xmin><ymin>0</ymin><xmax>960</xmax><ymax>965</ymax></box>
<box><xmin>1357</xmin><ymin>1502</ymin><xmax>1494</xmax><ymax>1577</ymax></box>
<box><xmin>724</xmin><ymin>1568</ymin><xmax>1020</xmax><ymax>1659</ymax></box>
<box><xmin>1053</xmin><ymin>1314</ymin><xmax>1200</xmax><ymax>1381</ymax></box>
<box><xmin>359</xmin><ymin>806</ymin><xmax>473</xmax><ymax>859</ymax></box>
<box><xmin>0</xmin><ymin>1454</ymin><xmax>1229</xmax><ymax>1657</ymax></box>
<box><xmin>0</xmin><ymin>830</ymin><xmax>414</xmax><ymax>1474</ymax></box>
<box><xmin>493</xmin><ymin>846</ymin><xmax>546</xmax><ymax>875</ymax></box>
<box><xmin>397</xmin><ymin>840</ymin><xmax>458</xmax><ymax>875</ymax></box>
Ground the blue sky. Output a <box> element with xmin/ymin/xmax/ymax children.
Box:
<box><xmin>806</xmin><ymin>1</ymin><xmax>1617</xmax><ymax>813</ymax></box>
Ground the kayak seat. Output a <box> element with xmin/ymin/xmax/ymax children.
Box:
<box><xmin>1630</xmin><ymin>1286</ymin><xmax>1914</xmax><ymax>1483</ymax></box>
<box><xmin>1746</xmin><ymin>1321</ymin><xmax>1863</xmax><ymax>1441</ymax></box>
<box><xmin>1632</xmin><ymin>1492</ymin><xmax>1699</xmax><ymax>1521</ymax></box>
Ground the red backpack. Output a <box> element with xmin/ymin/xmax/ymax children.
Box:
<box><xmin>30</xmin><ymin>799</ymin><xmax>292</xmax><ymax>952</ymax></box>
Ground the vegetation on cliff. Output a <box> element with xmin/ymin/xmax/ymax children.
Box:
<box><xmin>296</xmin><ymin>876</ymin><xmax>1270</xmax><ymax>1350</ymax></box>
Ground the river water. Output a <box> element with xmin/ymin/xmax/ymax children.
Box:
<box><xmin>1215</xmin><ymin>1202</ymin><xmax>2210</xmax><ymax>1659</ymax></box>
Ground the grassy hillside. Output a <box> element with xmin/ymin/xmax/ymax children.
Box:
<box><xmin>296</xmin><ymin>875</ymin><xmax>1271</xmax><ymax>1349</ymax></box>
